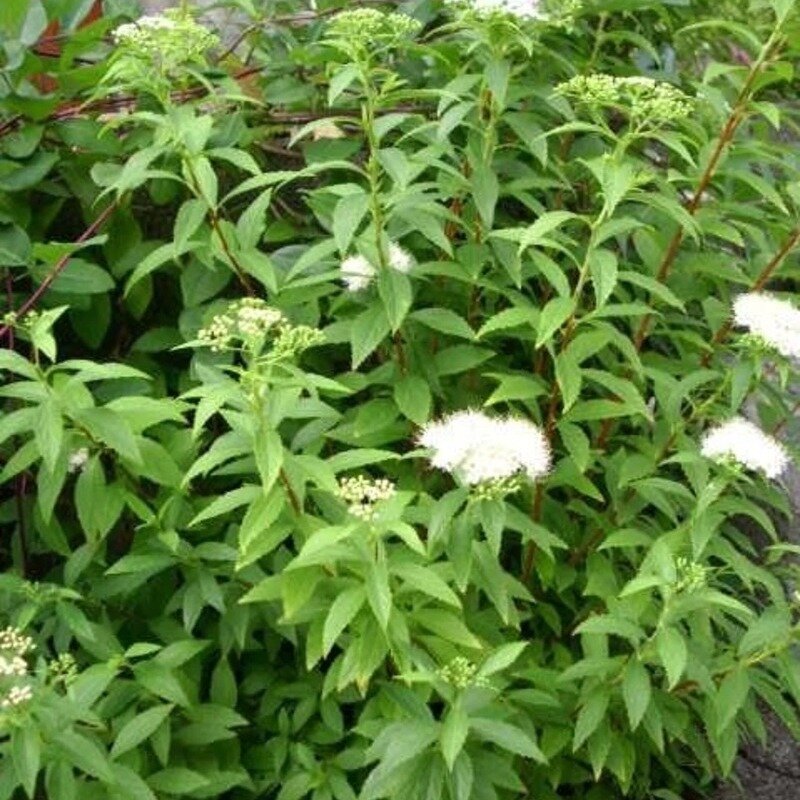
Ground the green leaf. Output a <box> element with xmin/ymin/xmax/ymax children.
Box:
<box><xmin>57</xmin><ymin>731</ymin><xmax>114</xmax><ymax>783</ymax></box>
<box><xmin>575</xmin><ymin>614</ymin><xmax>644</xmax><ymax>643</ymax></box>
<box><xmin>253</xmin><ymin>427</ymin><xmax>284</xmax><ymax>493</ymax></box>
<box><xmin>12</xmin><ymin>726</ymin><xmax>40</xmax><ymax>798</ymax></box>
<box><xmin>333</xmin><ymin>191</ymin><xmax>370</xmax><ymax>254</ymax></box>
<box><xmin>147</xmin><ymin>768</ymin><xmax>209</xmax><ymax>795</ymax></box>
<box><xmin>536</xmin><ymin>296</ymin><xmax>573</xmax><ymax>348</ymax></box>
<box><xmin>188</xmin><ymin>485</ymin><xmax>262</xmax><ymax>528</ymax></box>
<box><xmin>173</xmin><ymin>198</ymin><xmax>207</xmax><ymax>250</ymax></box>
<box><xmin>75</xmin><ymin>457</ymin><xmax>124</xmax><ymax>540</ymax></box>
<box><xmin>622</xmin><ymin>659</ymin><xmax>651</xmax><ymax>730</ymax></box>
<box><xmin>351</xmin><ymin>304</ymin><xmax>391</xmax><ymax>369</ymax></box>
<box><xmin>391</xmin><ymin>563</ymin><xmax>461</xmax><ymax>608</ymax></box>
<box><xmin>656</xmin><ymin>626</ymin><xmax>687</xmax><ymax>689</ymax></box>
<box><xmin>477</xmin><ymin>642</ymin><xmax>527</xmax><ymax>678</ymax></box>
<box><xmin>237</xmin><ymin>488</ymin><xmax>287</xmax><ymax>566</ymax></box>
<box><xmin>133</xmin><ymin>663</ymin><xmax>191</xmax><ymax>707</ymax></box>
<box><xmin>589</xmin><ymin>249</ymin><xmax>618</xmax><ymax>308</ymax></box>
<box><xmin>573</xmin><ymin>689</ymin><xmax>609</xmax><ymax>751</ymax></box>
<box><xmin>328</xmin><ymin>63</ymin><xmax>359</xmax><ymax>104</ymax></box>
<box><xmin>394</xmin><ymin>374</ymin><xmax>431</xmax><ymax>425</ymax></box>
<box><xmin>471</xmin><ymin>163</ymin><xmax>499</xmax><ymax>229</ymax></box>
<box><xmin>378</xmin><ymin>267</ymin><xmax>412</xmax><ymax>333</ymax></box>
<box><xmin>35</xmin><ymin>398</ymin><xmax>63</xmax><ymax>472</ymax></box>
<box><xmin>515</xmin><ymin>210</ymin><xmax>577</xmax><ymax>251</ymax></box>
<box><xmin>111</xmin><ymin>705</ymin><xmax>173</xmax><ymax>759</ymax></box>
<box><xmin>441</xmin><ymin>702</ymin><xmax>469</xmax><ymax>771</ymax></box>
<box><xmin>470</xmin><ymin>718</ymin><xmax>546</xmax><ymax>762</ymax></box>
<box><xmin>0</xmin><ymin>348</ymin><xmax>38</xmax><ymax>379</ymax></box>
<box><xmin>715</xmin><ymin>668</ymin><xmax>750</xmax><ymax>735</ymax></box>
<box><xmin>555</xmin><ymin>351</ymin><xmax>582</xmax><ymax>413</ymax></box>
<box><xmin>71</xmin><ymin>407</ymin><xmax>141</xmax><ymax>464</ymax></box>
<box><xmin>411</xmin><ymin>308</ymin><xmax>475</xmax><ymax>340</ymax></box>
<box><xmin>366</xmin><ymin>559</ymin><xmax>392</xmax><ymax>632</ymax></box>
<box><xmin>323</xmin><ymin>586</ymin><xmax>366</xmax><ymax>655</ymax></box>
<box><xmin>414</xmin><ymin>609</ymin><xmax>482</xmax><ymax>649</ymax></box>
<box><xmin>31</xmin><ymin>258</ymin><xmax>114</xmax><ymax>295</ymax></box>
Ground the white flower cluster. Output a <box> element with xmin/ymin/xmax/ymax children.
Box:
<box><xmin>1</xmin><ymin>685</ymin><xmax>33</xmax><ymax>709</ymax></box>
<box><xmin>337</xmin><ymin>475</ymin><xmax>396</xmax><ymax>521</ymax></box>
<box><xmin>0</xmin><ymin>627</ymin><xmax>34</xmax><ymax>655</ymax></box>
<box><xmin>0</xmin><ymin>626</ymin><xmax>34</xmax><ymax>711</ymax></box>
<box><xmin>0</xmin><ymin>655</ymin><xmax>27</xmax><ymax>677</ymax></box>
<box><xmin>198</xmin><ymin>299</ymin><xmax>286</xmax><ymax>352</ymax></box>
<box><xmin>444</xmin><ymin>0</ymin><xmax>546</xmax><ymax>20</ymax></box>
<box><xmin>341</xmin><ymin>242</ymin><xmax>413</xmax><ymax>292</ymax></box>
<box><xmin>732</xmin><ymin>292</ymin><xmax>800</xmax><ymax>360</ymax></box>
<box><xmin>112</xmin><ymin>14</ymin><xmax>178</xmax><ymax>44</ymax></box>
<box><xmin>419</xmin><ymin>410</ymin><xmax>551</xmax><ymax>486</ymax></box>
<box><xmin>701</xmin><ymin>418</ymin><xmax>789</xmax><ymax>479</ymax></box>
<box><xmin>68</xmin><ymin>447</ymin><xmax>89</xmax><ymax>474</ymax></box>
<box><xmin>110</xmin><ymin>10</ymin><xmax>218</xmax><ymax>68</ymax></box>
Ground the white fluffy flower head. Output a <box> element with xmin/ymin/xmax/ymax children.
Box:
<box><xmin>341</xmin><ymin>242</ymin><xmax>413</xmax><ymax>291</ymax></box>
<box><xmin>68</xmin><ymin>448</ymin><xmax>89</xmax><ymax>474</ymax></box>
<box><xmin>701</xmin><ymin>417</ymin><xmax>789</xmax><ymax>479</ymax></box>
<box><xmin>419</xmin><ymin>410</ymin><xmax>551</xmax><ymax>485</ymax></box>
<box><xmin>446</xmin><ymin>0</ymin><xmax>545</xmax><ymax>20</ymax></box>
<box><xmin>388</xmin><ymin>242</ymin><xmax>413</xmax><ymax>274</ymax></box>
<box><xmin>341</xmin><ymin>255</ymin><xmax>376</xmax><ymax>292</ymax></box>
<box><xmin>732</xmin><ymin>292</ymin><xmax>800</xmax><ymax>360</ymax></box>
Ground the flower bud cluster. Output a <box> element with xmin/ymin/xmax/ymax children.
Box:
<box><xmin>112</xmin><ymin>10</ymin><xmax>218</xmax><ymax>73</ymax></box>
<box><xmin>49</xmin><ymin>653</ymin><xmax>78</xmax><ymax>685</ymax></box>
<box><xmin>674</xmin><ymin>557</ymin><xmax>708</xmax><ymax>593</ymax></box>
<box><xmin>198</xmin><ymin>299</ymin><xmax>286</xmax><ymax>352</ymax></box>
<box><xmin>471</xmin><ymin>474</ymin><xmax>524</xmax><ymax>501</ymax></box>
<box><xmin>438</xmin><ymin>656</ymin><xmax>488</xmax><ymax>689</ymax></box>
<box><xmin>556</xmin><ymin>74</ymin><xmax>693</xmax><ymax>126</ymax></box>
<box><xmin>327</xmin><ymin>9</ymin><xmax>421</xmax><ymax>50</ymax></box>
<box><xmin>270</xmin><ymin>325</ymin><xmax>325</xmax><ymax>362</ymax></box>
<box><xmin>337</xmin><ymin>475</ymin><xmax>396</xmax><ymax>521</ymax></box>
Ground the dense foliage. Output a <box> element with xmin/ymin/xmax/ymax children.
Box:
<box><xmin>2</xmin><ymin>0</ymin><xmax>800</xmax><ymax>798</ymax></box>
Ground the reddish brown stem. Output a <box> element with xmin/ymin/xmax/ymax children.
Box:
<box><xmin>0</xmin><ymin>201</ymin><xmax>117</xmax><ymax>341</ymax></box>
<box><xmin>632</xmin><ymin>33</ymin><xmax>778</xmax><ymax>352</ymax></box>
<box><xmin>703</xmin><ymin>225</ymin><xmax>800</xmax><ymax>366</ymax></box>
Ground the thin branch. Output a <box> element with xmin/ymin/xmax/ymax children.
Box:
<box><xmin>631</xmin><ymin>30</ymin><xmax>783</xmax><ymax>351</ymax></box>
<box><xmin>0</xmin><ymin>201</ymin><xmax>118</xmax><ymax>341</ymax></box>
<box><xmin>701</xmin><ymin>224</ymin><xmax>800</xmax><ymax>367</ymax></box>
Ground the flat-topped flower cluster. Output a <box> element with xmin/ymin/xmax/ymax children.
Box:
<box><xmin>556</xmin><ymin>74</ymin><xmax>694</xmax><ymax>126</ymax></box>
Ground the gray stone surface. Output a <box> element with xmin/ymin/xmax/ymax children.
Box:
<box><xmin>713</xmin><ymin>712</ymin><xmax>800</xmax><ymax>800</ymax></box>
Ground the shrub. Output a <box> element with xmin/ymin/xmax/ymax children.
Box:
<box><xmin>1</xmin><ymin>0</ymin><xmax>800</xmax><ymax>798</ymax></box>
